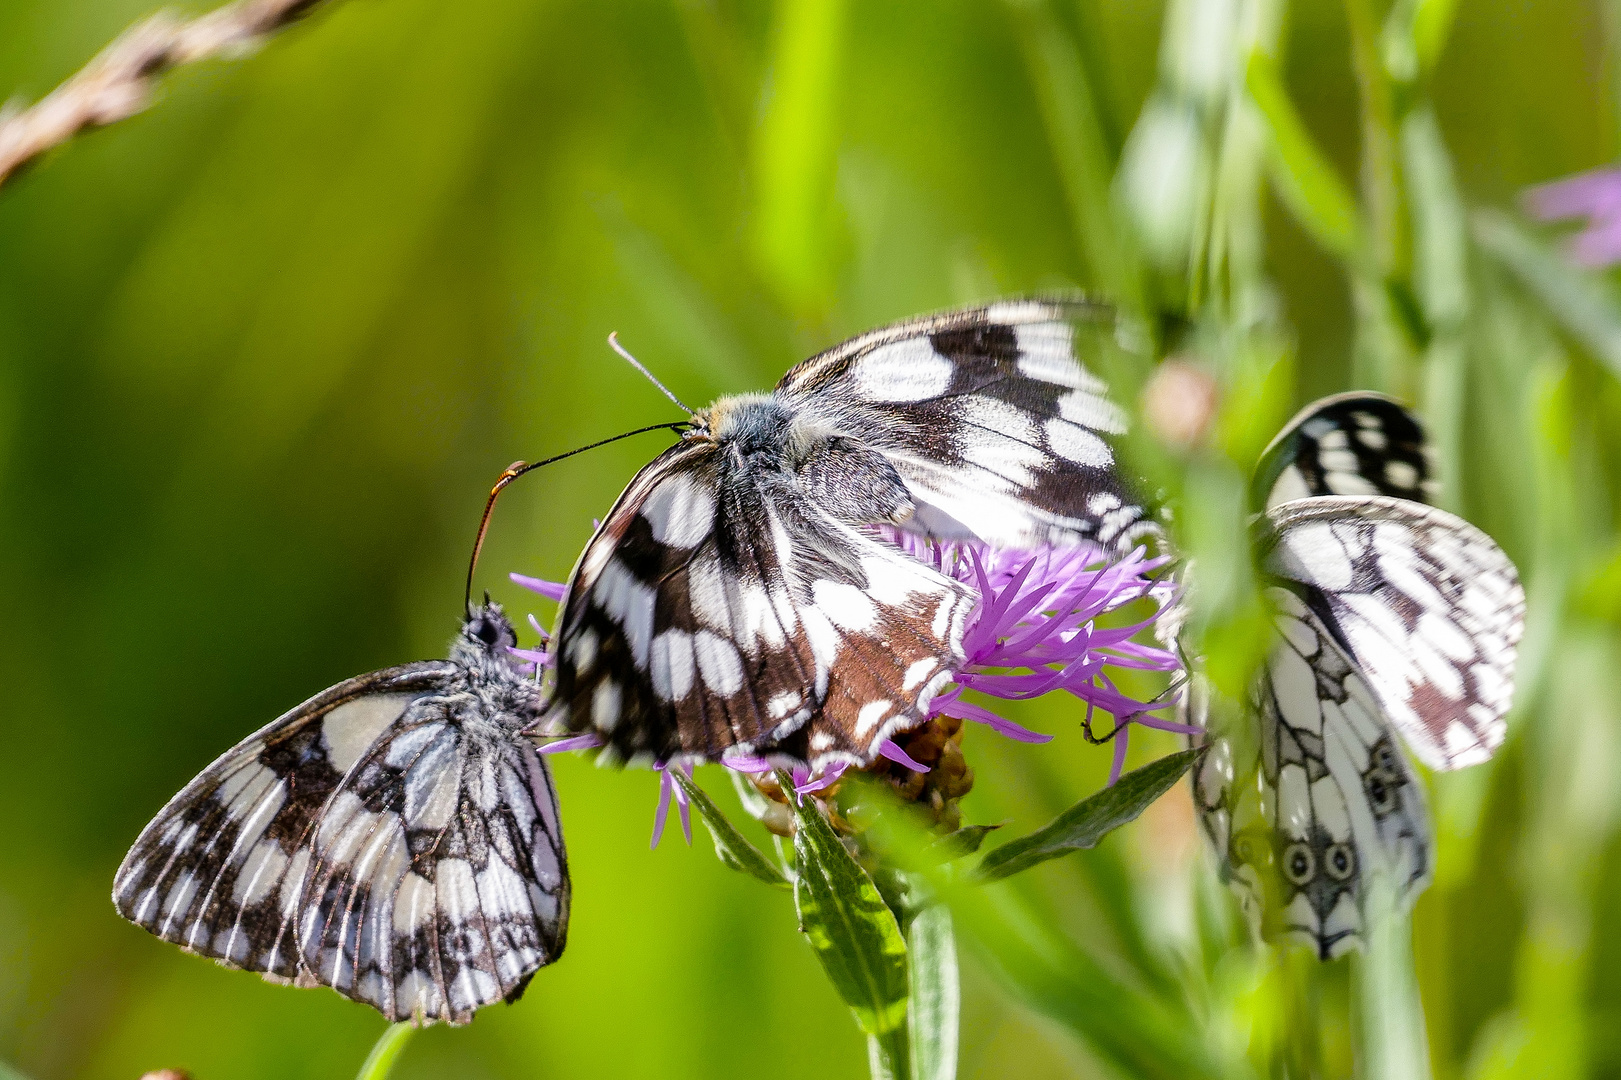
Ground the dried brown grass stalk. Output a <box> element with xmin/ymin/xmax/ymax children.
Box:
<box><xmin>0</xmin><ymin>0</ymin><xmax>330</xmax><ymax>189</ymax></box>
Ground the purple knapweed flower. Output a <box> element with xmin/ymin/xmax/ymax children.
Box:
<box><xmin>651</xmin><ymin>761</ymin><xmax>693</xmax><ymax>849</ymax></box>
<box><xmin>514</xmin><ymin>530</ymin><xmax>1187</xmax><ymax>845</ymax></box>
<box><xmin>1524</xmin><ymin>167</ymin><xmax>1621</xmax><ymax>267</ymax></box>
<box><xmin>877</xmin><ymin>529</ymin><xmax>1189</xmax><ymax>785</ymax></box>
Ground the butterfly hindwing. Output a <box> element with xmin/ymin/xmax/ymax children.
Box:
<box><xmin>1193</xmin><ymin>586</ymin><xmax>1431</xmax><ymax>958</ymax></box>
<box><xmin>1262</xmin><ymin>495</ymin><xmax>1524</xmax><ymax>771</ymax></box>
<box><xmin>113</xmin><ymin>608</ymin><xmax>569</xmax><ymax>1025</ymax></box>
<box><xmin>112</xmin><ymin>666</ymin><xmax>447</xmax><ymax>980</ymax></box>
<box><xmin>298</xmin><ymin>702</ymin><xmax>567</xmax><ymax>1022</ymax></box>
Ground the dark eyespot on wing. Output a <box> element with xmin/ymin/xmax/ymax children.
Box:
<box><xmin>1189</xmin><ymin>587</ymin><xmax>1430</xmax><ymax>959</ymax></box>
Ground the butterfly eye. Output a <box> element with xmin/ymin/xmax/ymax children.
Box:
<box><xmin>1324</xmin><ymin>842</ymin><xmax>1357</xmax><ymax>882</ymax></box>
<box><xmin>470</xmin><ymin>616</ymin><xmax>505</xmax><ymax>647</ymax></box>
<box><xmin>1283</xmin><ymin>842</ymin><xmax>1316</xmax><ymax>886</ymax></box>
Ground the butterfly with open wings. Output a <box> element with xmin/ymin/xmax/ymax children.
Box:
<box><xmin>537</xmin><ymin>298</ymin><xmax>1163</xmax><ymax>773</ymax></box>
<box><xmin>112</xmin><ymin>603</ymin><xmax>569</xmax><ymax>1025</ymax></box>
<box><xmin>1188</xmin><ymin>393</ymin><xmax>1525</xmax><ymax>958</ymax></box>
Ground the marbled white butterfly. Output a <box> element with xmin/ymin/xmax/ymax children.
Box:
<box><xmin>112</xmin><ymin>602</ymin><xmax>569</xmax><ymax>1025</ymax></box>
<box><xmin>540</xmin><ymin>299</ymin><xmax>1159</xmax><ymax>772</ymax></box>
<box><xmin>1189</xmin><ymin>393</ymin><xmax>1524</xmax><ymax>957</ymax></box>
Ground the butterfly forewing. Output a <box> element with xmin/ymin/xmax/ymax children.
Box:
<box><xmin>113</xmin><ymin>666</ymin><xmax>448</xmax><ymax>978</ymax></box>
<box><xmin>546</xmin><ymin>435</ymin><xmax>973</xmax><ymax>769</ymax></box>
<box><xmin>113</xmin><ymin>608</ymin><xmax>569</xmax><ymax>1025</ymax></box>
<box><xmin>779</xmin><ymin>299</ymin><xmax>1157</xmax><ymax>549</ymax></box>
<box><xmin>1254</xmin><ymin>392</ymin><xmax>1434</xmax><ymax>510</ymax></box>
<box><xmin>1262</xmin><ymin>495</ymin><xmax>1523</xmax><ymax>771</ymax></box>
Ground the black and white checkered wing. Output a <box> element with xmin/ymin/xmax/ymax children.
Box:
<box><xmin>113</xmin><ymin>644</ymin><xmax>568</xmax><ymax>1024</ymax></box>
<box><xmin>1262</xmin><ymin>496</ymin><xmax>1524</xmax><ymax>771</ymax></box>
<box><xmin>775</xmin><ymin>299</ymin><xmax>1157</xmax><ymax>549</ymax></box>
<box><xmin>1193</xmin><ymin>586</ymin><xmax>1431</xmax><ymax>958</ymax></box>
<box><xmin>1254</xmin><ymin>392</ymin><xmax>1434</xmax><ymax>509</ymax></box>
<box><xmin>296</xmin><ymin>698</ymin><xmax>568</xmax><ymax>1023</ymax></box>
<box><xmin>544</xmin><ymin>440</ymin><xmax>974</xmax><ymax>770</ymax></box>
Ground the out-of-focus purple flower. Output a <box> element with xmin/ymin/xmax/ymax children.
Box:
<box><xmin>1525</xmin><ymin>167</ymin><xmax>1621</xmax><ymax>267</ymax></box>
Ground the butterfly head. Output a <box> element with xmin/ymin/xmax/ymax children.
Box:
<box><xmin>692</xmin><ymin>392</ymin><xmax>844</xmax><ymax>461</ymax></box>
<box><xmin>690</xmin><ymin>393</ymin><xmax>784</xmax><ymax>451</ymax></box>
<box><xmin>459</xmin><ymin>600</ymin><xmax>519</xmax><ymax>658</ymax></box>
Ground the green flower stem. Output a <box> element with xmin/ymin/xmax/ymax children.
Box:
<box><xmin>1355</xmin><ymin>878</ymin><xmax>1432</xmax><ymax>1080</ymax></box>
<box><xmin>868</xmin><ymin>1027</ymin><xmax>913</xmax><ymax>1080</ymax></box>
<box><xmin>356</xmin><ymin>1022</ymin><xmax>416</xmax><ymax>1080</ymax></box>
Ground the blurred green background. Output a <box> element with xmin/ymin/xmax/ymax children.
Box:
<box><xmin>2</xmin><ymin>0</ymin><xmax>1619</xmax><ymax>1077</ymax></box>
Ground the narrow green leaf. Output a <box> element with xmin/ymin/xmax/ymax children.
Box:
<box><xmin>946</xmin><ymin>878</ymin><xmax>1242</xmax><ymax>1080</ymax></box>
<box><xmin>790</xmin><ymin>781</ymin><xmax>910</xmax><ymax>1035</ymax></box>
<box><xmin>1009</xmin><ymin>0</ymin><xmax>1146</xmax><ymax>314</ymax></box>
<box><xmin>1472</xmin><ymin>208</ymin><xmax>1621</xmax><ymax>376</ymax></box>
<box><xmin>1409</xmin><ymin>0</ymin><xmax>1463</xmax><ymax>74</ymax></box>
<box><xmin>973</xmin><ymin>748</ymin><xmax>1204</xmax><ymax>883</ymax></box>
<box><xmin>0</xmin><ymin>1060</ymin><xmax>34</xmax><ymax>1080</ymax></box>
<box><xmin>929</xmin><ymin>824</ymin><xmax>1003</xmax><ymax>862</ymax></box>
<box><xmin>868</xmin><ymin>1029</ymin><xmax>911</xmax><ymax>1080</ymax></box>
<box><xmin>1245</xmin><ymin>50</ymin><xmax>1362</xmax><ymax>261</ymax></box>
<box><xmin>907</xmin><ymin>905</ymin><xmax>960</xmax><ymax>1080</ymax></box>
<box><xmin>671</xmin><ymin>769</ymin><xmax>790</xmax><ymax>889</ymax></box>
<box><xmin>355</xmin><ymin>1023</ymin><xmax>415</xmax><ymax>1080</ymax></box>
<box><xmin>1353</xmin><ymin>878</ymin><xmax>1432</xmax><ymax>1080</ymax></box>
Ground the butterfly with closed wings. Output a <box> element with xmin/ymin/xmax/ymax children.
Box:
<box><xmin>112</xmin><ymin>600</ymin><xmax>569</xmax><ymax>1025</ymax></box>
<box><xmin>1189</xmin><ymin>393</ymin><xmax>1525</xmax><ymax>958</ymax></box>
<box><xmin>538</xmin><ymin>298</ymin><xmax>1163</xmax><ymax>774</ymax></box>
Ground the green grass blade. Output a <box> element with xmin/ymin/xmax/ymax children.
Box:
<box><xmin>1472</xmin><ymin>208</ymin><xmax>1621</xmax><ymax>376</ymax></box>
<box><xmin>948</xmin><ymin>877</ymin><xmax>1244</xmax><ymax>1080</ymax></box>
<box><xmin>1245</xmin><ymin>50</ymin><xmax>1362</xmax><ymax>261</ymax></box>
<box><xmin>355</xmin><ymin>1023</ymin><xmax>415</xmax><ymax>1080</ymax></box>
<box><xmin>1354</xmin><ymin>879</ymin><xmax>1433</xmax><ymax>1080</ymax></box>
<box><xmin>751</xmin><ymin>0</ymin><xmax>848</xmax><ymax>310</ymax></box>
<box><xmin>1008</xmin><ymin>0</ymin><xmax>1146</xmax><ymax>312</ymax></box>
<box><xmin>973</xmin><ymin>748</ymin><xmax>1204</xmax><ymax>883</ymax></box>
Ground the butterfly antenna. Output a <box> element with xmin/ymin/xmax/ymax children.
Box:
<box><xmin>609</xmin><ymin>332</ymin><xmax>695</xmax><ymax>417</ymax></box>
<box><xmin>463</xmin><ymin>422</ymin><xmax>689</xmax><ymax>614</ymax></box>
